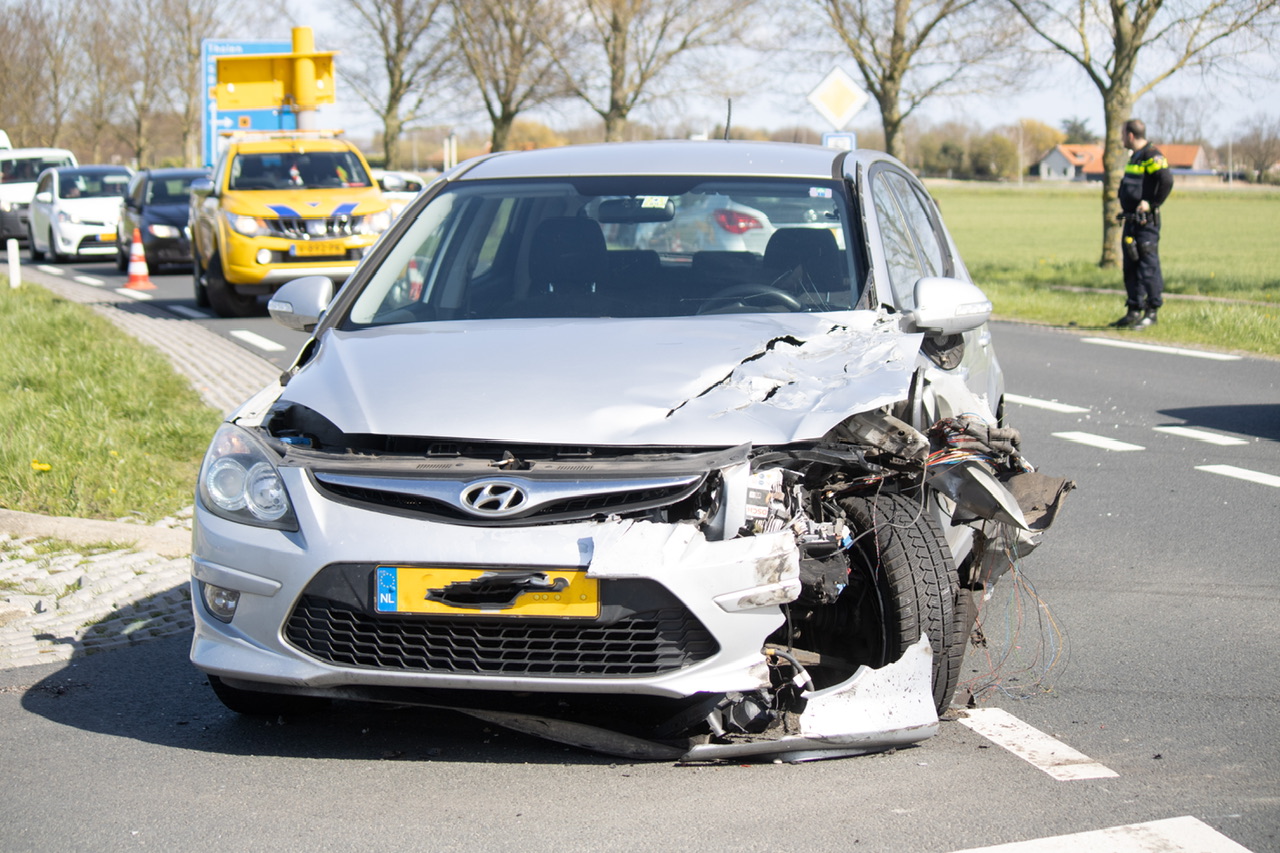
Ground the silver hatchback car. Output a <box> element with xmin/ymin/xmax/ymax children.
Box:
<box><xmin>191</xmin><ymin>140</ymin><xmax>1070</xmax><ymax>762</ymax></box>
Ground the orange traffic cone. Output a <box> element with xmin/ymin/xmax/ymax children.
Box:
<box><xmin>124</xmin><ymin>228</ymin><xmax>155</xmax><ymax>290</ymax></box>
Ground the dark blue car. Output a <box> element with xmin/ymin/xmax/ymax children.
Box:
<box><xmin>116</xmin><ymin>168</ymin><xmax>209</xmax><ymax>272</ymax></box>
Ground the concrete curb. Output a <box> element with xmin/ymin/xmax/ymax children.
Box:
<box><xmin>0</xmin><ymin>509</ymin><xmax>191</xmax><ymax>559</ymax></box>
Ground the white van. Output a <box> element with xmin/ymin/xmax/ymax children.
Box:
<box><xmin>1</xmin><ymin>147</ymin><xmax>78</xmax><ymax>242</ymax></box>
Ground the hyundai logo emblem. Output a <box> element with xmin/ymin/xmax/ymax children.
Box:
<box><xmin>459</xmin><ymin>481</ymin><xmax>529</xmax><ymax>517</ymax></box>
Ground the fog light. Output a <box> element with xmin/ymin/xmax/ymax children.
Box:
<box><xmin>255</xmin><ymin>248</ymin><xmax>272</xmax><ymax>264</ymax></box>
<box><xmin>201</xmin><ymin>582</ymin><xmax>241</xmax><ymax>623</ymax></box>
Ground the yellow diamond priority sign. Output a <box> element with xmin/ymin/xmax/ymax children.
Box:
<box><xmin>807</xmin><ymin>68</ymin><xmax>870</xmax><ymax>131</ymax></box>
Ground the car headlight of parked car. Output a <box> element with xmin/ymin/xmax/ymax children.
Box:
<box><xmin>56</xmin><ymin>209</ymin><xmax>82</xmax><ymax>225</ymax></box>
<box><xmin>197</xmin><ymin>423</ymin><xmax>297</xmax><ymax>530</ymax></box>
<box><xmin>149</xmin><ymin>223</ymin><xmax>182</xmax><ymax>239</ymax></box>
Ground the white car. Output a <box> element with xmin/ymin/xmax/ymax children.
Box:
<box><xmin>0</xmin><ymin>147</ymin><xmax>77</xmax><ymax>243</ymax></box>
<box><xmin>27</xmin><ymin>165</ymin><xmax>132</xmax><ymax>262</ymax></box>
<box><xmin>190</xmin><ymin>141</ymin><xmax>1072</xmax><ymax>763</ymax></box>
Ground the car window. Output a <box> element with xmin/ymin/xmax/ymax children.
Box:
<box><xmin>2</xmin><ymin>156</ymin><xmax>73</xmax><ymax>183</ymax></box>
<box><xmin>344</xmin><ymin>177</ymin><xmax>862</xmax><ymax>327</ymax></box>
<box><xmin>882</xmin><ymin>171</ymin><xmax>946</xmax><ymax>279</ymax></box>
<box><xmin>36</xmin><ymin>173</ymin><xmax>52</xmax><ymax>194</ymax></box>
<box><xmin>231</xmin><ymin>151</ymin><xmax>372</xmax><ymax>190</ymax></box>
<box><xmin>146</xmin><ymin>176</ymin><xmax>198</xmax><ymax>204</ymax></box>
<box><xmin>130</xmin><ymin>175</ymin><xmax>146</xmax><ymax>207</ymax></box>
<box><xmin>871</xmin><ymin>173</ymin><xmax>924</xmax><ymax>309</ymax></box>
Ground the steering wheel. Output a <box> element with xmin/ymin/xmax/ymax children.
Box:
<box><xmin>698</xmin><ymin>284</ymin><xmax>804</xmax><ymax>314</ymax></box>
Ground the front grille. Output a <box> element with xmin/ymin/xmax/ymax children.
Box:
<box><xmin>267</xmin><ymin>216</ymin><xmax>364</xmax><ymax>239</ymax></box>
<box><xmin>285</xmin><ymin>596</ymin><xmax>719</xmax><ymax>677</ymax></box>
<box><xmin>315</xmin><ymin>478</ymin><xmax>699</xmax><ymax>525</ymax></box>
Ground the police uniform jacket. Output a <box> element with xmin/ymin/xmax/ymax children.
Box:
<box><xmin>1119</xmin><ymin>143</ymin><xmax>1174</xmax><ymax>213</ymax></box>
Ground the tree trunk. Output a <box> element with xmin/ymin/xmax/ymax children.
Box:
<box><xmin>1098</xmin><ymin>89</ymin><xmax>1134</xmax><ymax>269</ymax></box>
<box><xmin>383</xmin><ymin>110</ymin><xmax>404</xmax><ymax>169</ymax></box>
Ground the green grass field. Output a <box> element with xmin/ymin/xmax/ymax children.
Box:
<box><xmin>0</xmin><ymin>284</ymin><xmax>220</xmax><ymax>522</ymax></box>
<box><xmin>928</xmin><ymin>181</ymin><xmax>1280</xmax><ymax>356</ymax></box>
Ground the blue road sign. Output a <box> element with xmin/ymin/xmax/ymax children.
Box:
<box><xmin>201</xmin><ymin>39</ymin><xmax>295</xmax><ymax>168</ymax></box>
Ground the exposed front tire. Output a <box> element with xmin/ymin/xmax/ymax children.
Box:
<box><xmin>204</xmin><ymin>253</ymin><xmax>259</xmax><ymax>317</ymax></box>
<box><xmin>208</xmin><ymin>675</ymin><xmax>330</xmax><ymax>717</ymax></box>
<box><xmin>824</xmin><ymin>492</ymin><xmax>965</xmax><ymax>714</ymax></box>
<box><xmin>116</xmin><ymin>238</ymin><xmax>128</xmax><ymax>271</ymax></box>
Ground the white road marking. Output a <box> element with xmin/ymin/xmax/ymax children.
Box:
<box><xmin>36</xmin><ymin>265</ymin><xmax>65</xmax><ymax>275</ymax></box>
<box><xmin>73</xmin><ymin>275</ymin><xmax>105</xmax><ymax>286</ymax></box>
<box><xmin>1052</xmin><ymin>431</ymin><xmax>1145</xmax><ymax>452</ymax></box>
<box><xmin>1154</xmin><ymin>426</ymin><xmax>1249</xmax><ymax>446</ymax></box>
<box><xmin>1082</xmin><ymin>337</ymin><xmax>1242</xmax><ymax>361</ymax></box>
<box><xmin>948</xmin><ymin>816</ymin><xmax>1254</xmax><ymax>853</ymax></box>
<box><xmin>957</xmin><ymin>707</ymin><xmax>1118</xmax><ymax>780</ymax></box>
<box><xmin>114</xmin><ymin>288</ymin><xmax>153</xmax><ymax>301</ymax></box>
<box><xmin>1004</xmin><ymin>393</ymin><xmax>1090</xmax><ymax>413</ymax></box>
<box><xmin>1196</xmin><ymin>464</ymin><xmax>1280</xmax><ymax>488</ymax></box>
<box><xmin>169</xmin><ymin>305</ymin><xmax>212</xmax><ymax>319</ymax></box>
<box><xmin>229</xmin><ymin>329</ymin><xmax>287</xmax><ymax>352</ymax></box>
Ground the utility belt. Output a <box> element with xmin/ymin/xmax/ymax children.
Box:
<box><xmin>1117</xmin><ymin>209</ymin><xmax>1159</xmax><ymax>227</ymax></box>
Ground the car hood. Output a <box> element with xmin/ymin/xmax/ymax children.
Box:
<box><xmin>278</xmin><ymin>312</ymin><xmax>922</xmax><ymax>446</ymax></box>
<box><xmin>223</xmin><ymin>188</ymin><xmax>387</xmax><ymax>217</ymax></box>
<box><xmin>57</xmin><ymin>198</ymin><xmax>122</xmax><ymax>221</ymax></box>
<box><xmin>142</xmin><ymin>203</ymin><xmax>190</xmax><ymax>227</ymax></box>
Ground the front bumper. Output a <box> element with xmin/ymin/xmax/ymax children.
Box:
<box><xmin>52</xmin><ymin>221</ymin><xmax>118</xmax><ymax>257</ymax></box>
<box><xmin>190</xmin><ymin>469</ymin><xmax>799</xmax><ymax>700</ymax></box>
<box><xmin>221</xmin><ymin>233</ymin><xmax>376</xmax><ymax>287</ymax></box>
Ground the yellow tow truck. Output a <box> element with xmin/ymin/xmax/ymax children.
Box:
<box><xmin>190</xmin><ymin>131</ymin><xmax>391</xmax><ymax>317</ymax></box>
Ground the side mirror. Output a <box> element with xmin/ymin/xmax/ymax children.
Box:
<box><xmin>189</xmin><ymin>177</ymin><xmax>215</xmax><ymax>198</ymax></box>
<box><xmin>34</xmin><ymin>191</ymin><xmax>52</xmax><ymax>203</ymax></box>
<box><xmin>905</xmin><ymin>277</ymin><xmax>993</xmax><ymax>335</ymax></box>
<box><xmin>268</xmin><ymin>276</ymin><xmax>334</xmax><ymax>332</ymax></box>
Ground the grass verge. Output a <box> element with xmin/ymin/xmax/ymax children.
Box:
<box><xmin>929</xmin><ymin>182</ymin><xmax>1280</xmax><ymax>356</ymax></box>
<box><xmin>0</xmin><ymin>282</ymin><xmax>220</xmax><ymax>521</ymax></box>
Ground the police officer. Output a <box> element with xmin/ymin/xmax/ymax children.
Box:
<box><xmin>1112</xmin><ymin>118</ymin><xmax>1174</xmax><ymax>329</ymax></box>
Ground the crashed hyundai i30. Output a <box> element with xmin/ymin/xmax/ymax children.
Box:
<box><xmin>190</xmin><ymin>140</ymin><xmax>1071</xmax><ymax>762</ymax></box>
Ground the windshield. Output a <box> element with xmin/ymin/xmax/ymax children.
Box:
<box><xmin>58</xmin><ymin>170</ymin><xmax>130</xmax><ymax>199</ymax></box>
<box><xmin>345</xmin><ymin>176</ymin><xmax>861</xmax><ymax>327</ymax></box>
<box><xmin>230</xmin><ymin>151</ymin><xmax>372</xmax><ymax>190</ymax></box>
<box><xmin>146</xmin><ymin>174</ymin><xmax>201</xmax><ymax>204</ymax></box>
<box><xmin>2</xmin><ymin>155</ymin><xmax>74</xmax><ymax>183</ymax></box>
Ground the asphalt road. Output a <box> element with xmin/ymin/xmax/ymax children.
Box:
<box><xmin>2</xmin><ymin>252</ymin><xmax>1277</xmax><ymax>852</ymax></box>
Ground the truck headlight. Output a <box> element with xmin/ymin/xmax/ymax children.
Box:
<box><xmin>224</xmin><ymin>211</ymin><xmax>268</xmax><ymax>237</ymax></box>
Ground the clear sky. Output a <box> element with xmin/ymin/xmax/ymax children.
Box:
<box><xmin>315</xmin><ymin>41</ymin><xmax>1279</xmax><ymax>149</ymax></box>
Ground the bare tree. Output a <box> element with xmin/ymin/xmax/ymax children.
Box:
<box><xmin>1006</xmin><ymin>0</ymin><xmax>1279</xmax><ymax>267</ymax></box>
<box><xmin>1145</xmin><ymin>93</ymin><xmax>1213</xmax><ymax>145</ymax></box>
<box><xmin>452</xmin><ymin>0</ymin><xmax>570</xmax><ymax>152</ymax></box>
<box><xmin>333</xmin><ymin>0</ymin><xmax>455</xmax><ymax>168</ymax></box>
<box><xmin>22</xmin><ymin>0</ymin><xmax>85</xmax><ymax>147</ymax></box>
<box><xmin>1234</xmin><ymin>114</ymin><xmax>1280</xmax><ymax>182</ymax></box>
<box><xmin>811</xmin><ymin>0</ymin><xmax>1025</xmax><ymax>161</ymax></box>
<box><xmin>559</xmin><ymin>0</ymin><xmax>759</xmax><ymax>142</ymax></box>
<box><xmin>72</xmin><ymin>0</ymin><xmax>130</xmax><ymax>163</ymax></box>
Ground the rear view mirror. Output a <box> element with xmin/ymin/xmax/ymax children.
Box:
<box><xmin>906</xmin><ymin>277</ymin><xmax>993</xmax><ymax>335</ymax></box>
<box><xmin>596</xmin><ymin>197</ymin><xmax>675</xmax><ymax>223</ymax></box>
<box><xmin>269</xmin><ymin>276</ymin><xmax>335</xmax><ymax>333</ymax></box>
<box><xmin>190</xmin><ymin>177</ymin><xmax>215</xmax><ymax>197</ymax></box>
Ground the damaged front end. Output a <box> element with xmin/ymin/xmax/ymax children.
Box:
<box><xmin>202</xmin><ymin>387</ymin><xmax>1069</xmax><ymax>763</ymax></box>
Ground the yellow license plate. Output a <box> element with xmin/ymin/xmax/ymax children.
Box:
<box><xmin>374</xmin><ymin>566</ymin><xmax>599</xmax><ymax>618</ymax></box>
<box><xmin>100</xmin><ymin>233</ymin><xmax>116</xmax><ymax>242</ymax></box>
<box><xmin>293</xmin><ymin>240</ymin><xmax>343</xmax><ymax>257</ymax></box>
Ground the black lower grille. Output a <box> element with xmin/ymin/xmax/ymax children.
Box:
<box><xmin>285</xmin><ymin>596</ymin><xmax>719</xmax><ymax>677</ymax></box>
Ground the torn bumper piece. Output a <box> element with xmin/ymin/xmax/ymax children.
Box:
<box><xmin>458</xmin><ymin>634</ymin><xmax>939</xmax><ymax>763</ymax></box>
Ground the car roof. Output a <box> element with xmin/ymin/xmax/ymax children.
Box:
<box><xmin>456</xmin><ymin>140</ymin><xmax>896</xmax><ymax>182</ymax></box>
<box><xmin>231</xmin><ymin>137</ymin><xmax>354</xmax><ymax>154</ymax></box>
<box><xmin>1</xmin><ymin>148</ymin><xmax>75</xmax><ymax>158</ymax></box>
<box><xmin>142</xmin><ymin>167</ymin><xmax>209</xmax><ymax>178</ymax></box>
<box><xmin>52</xmin><ymin>164</ymin><xmax>130</xmax><ymax>173</ymax></box>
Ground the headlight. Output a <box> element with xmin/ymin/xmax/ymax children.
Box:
<box><xmin>359</xmin><ymin>210</ymin><xmax>392</xmax><ymax>234</ymax></box>
<box><xmin>197</xmin><ymin>423</ymin><xmax>298</xmax><ymax>530</ymax></box>
<box><xmin>57</xmin><ymin>209</ymin><xmax>81</xmax><ymax>225</ymax></box>
<box><xmin>149</xmin><ymin>224</ymin><xmax>181</xmax><ymax>239</ymax></box>
<box><xmin>224</xmin><ymin>210</ymin><xmax>268</xmax><ymax>237</ymax></box>
<box><xmin>0</xmin><ymin>200</ymin><xmax>11</xmax><ymax>213</ymax></box>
